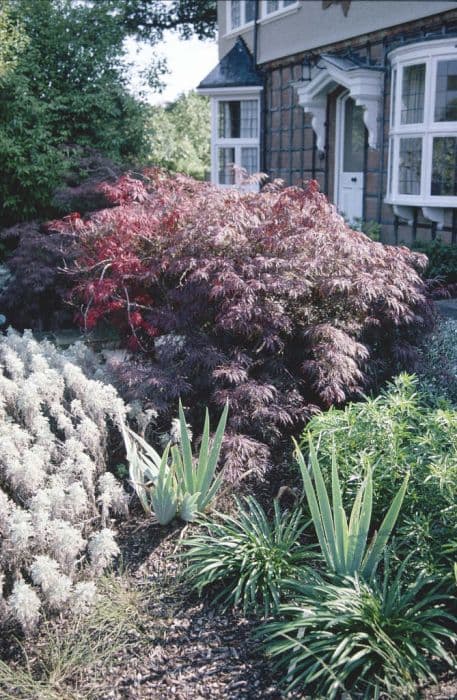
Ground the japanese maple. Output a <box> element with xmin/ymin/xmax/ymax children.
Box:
<box><xmin>48</xmin><ymin>170</ymin><xmax>433</xmax><ymax>478</ymax></box>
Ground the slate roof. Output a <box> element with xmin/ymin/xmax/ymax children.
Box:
<box><xmin>319</xmin><ymin>52</ymin><xmax>383</xmax><ymax>71</ymax></box>
<box><xmin>197</xmin><ymin>37</ymin><xmax>263</xmax><ymax>90</ymax></box>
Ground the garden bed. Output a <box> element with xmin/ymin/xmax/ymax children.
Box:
<box><xmin>1</xmin><ymin>510</ymin><xmax>456</xmax><ymax>699</ymax></box>
<box><xmin>1</xmin><ymin>174</ymin><xmax>456</xmax><ymax>698</ymax></box>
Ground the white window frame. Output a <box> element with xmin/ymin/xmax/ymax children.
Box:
<box><xmin>386</xmin><ymin>38</ymin><xmax>457</xmax><ymax>210</ymax></box>
<box><xmin>224</xmin><ymin>1</ymin><xmax>300</xmax><ymax>36</ymax></box>
<box><xmin>225</xmin><ymin>1</ymin><xmax>256</xmax><ymax>35</ymax></box>
<box><xmin>209</xmin><ymin>88</ymin><xmax>262</xmax><ymax>188</ymax></box>
<box><xmin>259</xmin><ymin>0</ymin><xmax>300</xmax><ymax>24</ymax></box>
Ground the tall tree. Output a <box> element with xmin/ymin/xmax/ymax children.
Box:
<box><xmin>147</xmin><ymin>92</ymin><xmax>210</xmax><ymax>179</ymax></box>
<box><xmin>0</xmin><ymin>3</ymin><xmax>28</xmax><ymax>80</ymax></box>
<box><xmin>117</xmin><ymin>0</ymin><xmax>217</xmax><ymax>41</ymax></box>
<box><xmin>0</xmin><ymin>0</ymin><xmax>216</xmax><ymax>226</ymax></box>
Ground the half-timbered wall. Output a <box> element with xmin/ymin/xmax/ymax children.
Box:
<box><xmin>262</xmin><ymin>8</ymin><xmax>457</xmax><ymax>244</ymax></box>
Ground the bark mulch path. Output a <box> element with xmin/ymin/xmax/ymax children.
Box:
<box><xmin>1</xmin><ymin>508</ymin><xmax>456</xmax><ymax>699</ymax></box>
<box><xmin>83</xmin><ymin>515</ymin><xmax>288</xmax><ymax>700</ymax></box>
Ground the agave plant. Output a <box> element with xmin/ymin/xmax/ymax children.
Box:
<box><xmin>261</xmin><ymin>562</ymin><xmax>457</xmax><ymax>698</ymax></box>
<box><xmin>121</xmin><ymin>400</ymin><xmax>228</xmax><ymax>524</ymax></box>
<box><xmin>181</xmin><ymin>496</ymin><xmax>315</xmax><ymax>616</ymax></box>
<box><xmin>295</xmin><ymin>437</ymin><xmax>408</xmax><ymax>580</ymax></box>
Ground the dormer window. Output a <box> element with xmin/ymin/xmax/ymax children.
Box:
<box><xmin>387</xmin><ymin>38</ymin><xmax>457</xmax><ymax>210</ymax></box>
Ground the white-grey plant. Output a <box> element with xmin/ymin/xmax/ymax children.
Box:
<box><xmin>9</xmin><ymin>579</ymin><xmax>41</xmax><ymax>635</ymax></box>
<box><xmin>72</xmin><ymin>581</ymin><xmax>98</xmax><ymax>614</ymax></box>
<box><xmin>0</xmin><ymin>329</ymin><xmax>128</xmax><ymax>634</ymax></box>
<box><xmin>88</xmin><ymin>528</ymin><xmax>121</xmax><ymax>575</ymax></box>
<box><xmin>97</xmin><ymin>473</ymin><xmax>129</xmax><ymax>527</ymax></box>
<box><xmin>30</xmin><ymin>555</ymin><xmax>73</xmax><ymax>610</ymax></box>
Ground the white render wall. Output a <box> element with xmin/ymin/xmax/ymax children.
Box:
<box><xmin>218</xmin><ymin>0</ymin><xmax>457</xmax><ymax>64</ymax></box>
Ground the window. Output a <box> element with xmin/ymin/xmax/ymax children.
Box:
<box><xmin>227</xmin><ymin>0</ymin><xmax>298</xmax><ymax>32</ymax></box>
<box><xmin>228</xmin><ymin>1</ymin><xmax>256</xmax><ymax>31</ymax></box>
<box><xmin>387</xmin><ymin>39</ymin><xmax>457</xmax><ymax>208</ymax></box>
<box><xmin>218</xmin><ymin>100</ymin><xmax>258</xmax><ymax>138</ymax></box>
<box><xmin>264</xmin><ymin>0</ymin><xmax>297</xmax><ymax>14</ymax></box>
<box><xmin>212</xmin><ymin>95</ymin><xmax>260</xmax><ymax>187</ymax></box>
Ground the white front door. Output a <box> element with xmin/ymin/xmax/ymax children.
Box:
<box><xmin>336</xmin><ymin>93</ymin><xmax>365</xmax><ymax>225</ymax></box>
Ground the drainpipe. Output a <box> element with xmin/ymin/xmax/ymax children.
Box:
<box><xmin>253</xmin><ymin>0</ymin><xmax>259</xmax><ymax>66</ymax></box>
<box><xmin>376</xmin><ymin>37</ymin><xmax>389</xmax><ymax>240</ymax></box>
<box><xmin>254</xmin><ymin>0</ymin><xmax>267</xmax><ymax>175</ymax></box>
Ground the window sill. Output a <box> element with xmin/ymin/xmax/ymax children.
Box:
<box><xmin>223</xmin><ymin>21</ymin><xmax>255</xmax><ymax>39</ymax></box>
<box><xmin>259</xmin><ymin>4</ymin><xmax>301</xmax><ymax>25</ymax></box>
<box><xmin>386</xmin><ymin>196</ymin><xmax>457</xmax><ymax>209</ymax></box>
<box><xmin>222</xmin><ymin>4</ymin><xmax>300</xmax><ymax>37</ymax></box>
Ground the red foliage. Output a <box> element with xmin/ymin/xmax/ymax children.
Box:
<box><xmin>48</xmin><ymin>170</ymin><xmax>433</xmax><ymax>479</ymax></box>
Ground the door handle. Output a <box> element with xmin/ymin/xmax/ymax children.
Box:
<box><xmin>351</xmin><ymin>177</ymin><xmax>357</xmax><ymax>182</ymax></box>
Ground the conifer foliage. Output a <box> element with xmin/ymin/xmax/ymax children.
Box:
<box><xmin>49</xmin><ymin>171</ymin><xmax>432</xmax><ymax>476</ymax></box>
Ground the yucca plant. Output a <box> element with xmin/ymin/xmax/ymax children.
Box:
<box><xmin>261</xmin><ymin>563</ymin><xmax>457</xmax><ymax>698</ymax></box>
<box><xmin>180</xmin><ymin>496</ymin><xmax>315</xmax><ymax>616</ymax></box>
<box><xmin>121</xmin><ymin>400</ymin><xmax>228</xmax><ymax>524</ymax></box>
<box><xmin>295</xmin><ymin>437</ymin><xmax>408</xmax><ymax>580</ymax></box>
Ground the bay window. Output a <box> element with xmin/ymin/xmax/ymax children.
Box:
<box><xmin>212</xmin><ymin>93</ymin><xmax>261</xmax><ymax>187</ymax></box>
<box><xmin>387</xmin><ymin>39</ymin><xmax>457</xmax><ymax>211</ymax></box>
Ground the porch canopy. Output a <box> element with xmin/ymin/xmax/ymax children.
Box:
<box><xmin>293</xmin><ymin>53</ymin><xmax>384</xmax><ymax>151</ymax></box>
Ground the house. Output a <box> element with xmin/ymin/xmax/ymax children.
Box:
<box><xmin>197</xmin><ymin>0</ymin><xmax>457</xmax><ymax>244</ymax></box>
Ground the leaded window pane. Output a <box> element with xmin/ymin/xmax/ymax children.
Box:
<box><xmin>231</xmin><ymin>0</ymin><xmax>241</xmax><ymax>29</ymax></box>
<box><xmin>432</xmin><ymin>137</ymin><xmax>457</xmax><ymax>196</ymax></box>
<box><xmin>398</xmin><ymin>137</ymin><xmax>422</xmax><ymax>195</ymax></box>
<box><xmin>218</xmin><ymin>100</ymin><xmax>258</xmax><ymax>138</ymax></box>
<box><xmin>343</xmin><ymin>98</ymin><xmax>365</xmax><ymax>172</ymax></box>
<box><xmin>390</xmin><ymin>68</ymin><xmax>397</xmax><ymax>128</ymax></box>
<box><xmin>434</xmin><ymin>60</ymin><xmax>457</xmax><ymax>122</ymax></box>
<box><xmin>401</xmin><ymin>64</ymin><xmax>425</xmax><ymax>124</ymax></box>
<box><xmin>241</xmin><ymin>147</ymin><xmax>258</xmax><ymax>174</ymax></box>
<box><xmin>245</xmin><ymin>0</ymin><xmax>256</xmax><ymax>22</ymax></box>
<box><xmin>218</xmin><ymin>102</ymin><xmax>240</xmax><ymax>138</ymax></box>
<box><xmin>240</xmin><ymin>100</ymin><xmax>258</xmax><ymax>138</ymax></box>
<box><xmin>218</xmin><ymin>148</ymin><xmax>236</xmax><ymax>184</ymax></box>
<box><xmin>266</xmin><ymin>1</ymin><xmax>279</xmax><ymax>13</ymax></box>
<box><xmin>388</xmin><ymin>138</ymin><xmax>394</xmax><ymax>195</ymax></box>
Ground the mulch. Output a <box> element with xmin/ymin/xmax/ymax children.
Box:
<box><xmin>1</xmin><ymin>499</ymin><xmax>456</xmax><ymax>699</ymax></box>
<box><xmin>100</xmin><ymin>514</ymin><xmax>287</xmax><ymax>700</ymax></box>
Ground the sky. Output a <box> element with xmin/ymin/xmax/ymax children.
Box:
<box><xmin>126</xmin><ymin>32</ymin><xmax>218</xmax><ymax>105</ymax></box>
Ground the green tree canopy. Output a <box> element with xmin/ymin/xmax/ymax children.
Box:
<box><xmin>0</xmin><ymin>3</ymin><xmax>28</xmax><ymax>80</ymax></box>
<box><xmin>0</xmin><ymin>0</ymin><xmax>216</xmax><ymax>226</ymax></box>
<box><xmin>147</xmin><ymin>92</ymin><xmax>210</xmax><ymax>179</ymax></box>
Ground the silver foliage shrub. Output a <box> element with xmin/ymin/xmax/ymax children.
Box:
<box><xmin>0</xmin><ymin>329</ymin><xmax>128</xmax><ymax>633</ymax></box>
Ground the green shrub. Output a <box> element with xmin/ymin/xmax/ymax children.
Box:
<box><xmin>416</xmin><ymin>318</ymin><xmax>457</xmax><ymax>403</ymax></box>
<box><xmin>302</xmin><ymin>374</ymin><xmax>457</xmax><ymax>573</ymax></box>
<box><xmin>295</xmin><ymin>438</ymin><xmax>408</xmax><ymax>580</ymax></box>
<box><xmin>261</xmin><ymin>567</ymin><xmax>457</xmax><ymax>698</ymax></box>
<box><xmin>180</xmin><ymin>497</ymin><xmax>314</xmax><ymax>616</ymax></box>
<box><xmin>412</xmin><ymin>239</ymin><xmax>457</xmax><ymax>285</ymax></box>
